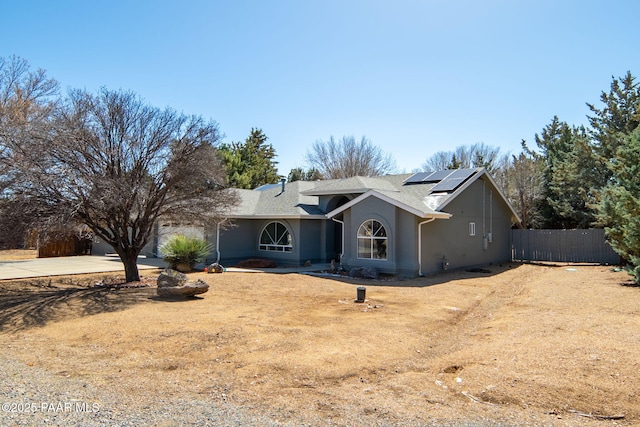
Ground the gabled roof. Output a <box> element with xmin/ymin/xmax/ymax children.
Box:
<box><xmin>325</xmin><ymin>189</ymin><xmax>452</xmax><ymax>219</ymax></box>
<box><xmin>324</xmin><ymin>168</ymin><xmax>521</xmax><ymax>224</ymax></box>
<box><xmin>227</xmin><ymin>168</ymin><xmax>522</xmax><ymax>224</ymax></box>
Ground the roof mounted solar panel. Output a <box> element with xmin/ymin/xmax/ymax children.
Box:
<box><xmin>431</xmin><ymin>178</ymin><xmax>466</xmax><ymax>192</ymax></box>
<box><xmin>403</xmin><ymin>168</ymin><xmax>473</xmax><ymax>186</ymax></box>
<box><xmin>444</xmin><ymin>168</ymin><xmax>476</xmax><ymax>181</ymax></box>
<box><xmin>430</xmin><ymin>168</ymin><xmax>477</xmax><ymax>192</ymax></box>
<box><xmin>403</xmin><ymin>171</ymin><xmax>431</xmax><ymax>184</ymax></box>
<box><xmin>422</xmin><ymin>169</ymin><xmax>455</xmax><ymax>182</ymax></box>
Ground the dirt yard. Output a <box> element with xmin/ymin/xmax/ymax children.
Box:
<box><xmin>0</xmin><ymin>256</ymin><xmax>638</xmax><ymax>426</ymax></box>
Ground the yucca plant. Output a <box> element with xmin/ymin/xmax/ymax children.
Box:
<box><xmin>159</xmin><ymin>235</ymin><xmax>212</xmax><ymax>272</ymax></box>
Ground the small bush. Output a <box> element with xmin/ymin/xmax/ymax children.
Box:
<box><xmin>160</xmin><ymin>235</ymin><xmax>212</xmax><ymax>270</ymax></box>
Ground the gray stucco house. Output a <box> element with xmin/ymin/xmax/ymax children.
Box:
<box><xmin>211</xmin><ymin>167</ymin><xmax>521</xmax><ymax>277</ymax></box>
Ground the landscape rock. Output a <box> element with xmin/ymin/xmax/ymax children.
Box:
<box><xmin>329</xmin><ymin>259</ymin><xmax>337</xmax><ymax>274</ymax></box>
<box><xmin>157</xmin><ymin>269</ymin><xmax>189</xmax><ymax>287</ymax></box>
<box><xmin>349</xmin><ymin>266</ymin><xmax>378</xmax><ymax>279</ymax></box>
<box><xmin>206</xmin><ymin>262</ymin><xmax>225</xmax><ymax>273</ymax></box>
<box><xmin>157</xmin><ymin>269</ymin><xmax>209</xmax><ymax>298</ymax></box>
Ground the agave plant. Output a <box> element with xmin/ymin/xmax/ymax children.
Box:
<box><xmin>159</xmin><ymin>235</ymin><xmax>212</xmax><ymax>272</ymax></box>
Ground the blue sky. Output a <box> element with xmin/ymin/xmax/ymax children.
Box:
<box><xmin>2</xmin><ymin>0</ymin><xmax>639</xmax><ymax>176</ymax></box>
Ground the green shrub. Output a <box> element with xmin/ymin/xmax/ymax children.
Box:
<box><xmin>160</xmin><ymin>235</ymin><xmax>212</xmax><ymax>270</ymax></box>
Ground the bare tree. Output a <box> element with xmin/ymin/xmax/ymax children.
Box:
<box><xmin>422</xmin><ymin>143</ymin><xmax>507</xmax><ymax>174</ymax></box>
<box><xmin>502</xmin><ymin>151</ymin><xmax>544</xmax><ymax>228</ymax></box>
<box><xmin>421</xmin><ymin>150</ymin><xmax>452</xmax><ymax>171</ymax></box>
<box><xmin>305</xmin><ymin>135</ymin><xmax>396</xmax><ymax>179</ymax></box>
<box><xmin>2</xmin><ymin>85</ymin><xmax>237</xmax><ymax>281</ymax></box>
<box><xmin>0</xmin><ymin>56</ymin><xmax>60</xmax><ymax>248</ymax></box>
<box><xmin>0</xmin><ymin>56</ymin><xmax>59</xmax><ymax>185</ymax></box>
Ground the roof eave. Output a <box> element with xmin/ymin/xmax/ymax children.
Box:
<box><xmin>325</xmin><ymin>190</ymin><xmax>451</xmax><ymax>219</ymax></box>
<box><xmin>301</xmin><ymin>189</ymin><xmax>369</xmax><ymax>196</ymax></box>
<box><xmin>228</xmin><ymin>214</ymin><xmax>327</xmax><ymax>220</ymax></box>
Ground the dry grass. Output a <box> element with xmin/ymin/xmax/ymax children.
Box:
<box><xmin>0</xmin><ymin>249</ymin><xmax>38</xmax><ymax>260</ymax></box>
<box><xmin>0</xmin><ymin>263</ymin><xmax>638</xmax><ymax>426</ymax></box>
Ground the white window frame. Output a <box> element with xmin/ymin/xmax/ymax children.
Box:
<box><xmin>357</xmin><ymin>219</ymin><xmax>388</xmax><ymax>260</ymax></box>
<box><xmin>259</xmin><ymin>221</ymin><xmax>293</xmax><ymax>252</ymax></box>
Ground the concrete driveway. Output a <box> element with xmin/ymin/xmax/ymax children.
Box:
<box><xmin>0</xmin><ymin>255</ymin><xmax>168</xmax><ymax>280</ymax></box>
<box><xmin>0</xmin><ymin>255</ymin><xmax>335</xmax><ymax>280</ymax></box>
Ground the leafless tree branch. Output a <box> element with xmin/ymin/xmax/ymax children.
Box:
<box><xmin>306</xmin><ymin>135</ymin><xmax>396</xmax><ymax>179</ymax></box>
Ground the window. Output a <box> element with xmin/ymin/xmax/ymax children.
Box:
<box><xmin>469</xmin><ymin>222</ymin><xmax>476</xmax><ymax>236</ymax></box>
<box><xmin>357</xmin><ymin>219</ymin><xmax>387</xmax><ymax>260</ymax></box>
<box><xmin>259</xmin><ymin>221</ymin><xmax>293</xmax><ymax>252</ymax></box>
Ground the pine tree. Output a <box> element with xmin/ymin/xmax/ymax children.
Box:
<box><xmin>219</xmin><ymin>128</ymin><xmax>280</xmax><ymax>189</ymax></box>
<box><xmin>287</xmin><ymin>167</ymin><xmax>322</xmax><ymax>182</ymax></box>
<box><xmin>588</xmin><ymin>72</ymin><xmax>640</xmax><ymax>157</ymax></box>
<box><xmin>545</xmin><ymin>126</ymin><xmax>599</xmax><ymax>228</ymax></box>
<box><xmin>587</xmin><ymin>71</ymin><xmax>640</xmax><ymax>186</ymax></box>
<box><xmin>596</xmin><ymin>128</ymin><xmax>640</xmax><ymax>282</ymax></box>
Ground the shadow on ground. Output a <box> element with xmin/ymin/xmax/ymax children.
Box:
<box><xmin>309</xmin><ymin>262</ymin><xmax>519</xmax><ymax>288</ymax></box>
<box><xmin>0</xmin><ymin>283</ymin><xmax>155</xmax><ymax>333</ymax></box>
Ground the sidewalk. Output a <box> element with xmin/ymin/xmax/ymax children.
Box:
<box><xmin>0</xmin><ymin>255</ymin><xmax>167</xmax><ymax>280</ymax></box>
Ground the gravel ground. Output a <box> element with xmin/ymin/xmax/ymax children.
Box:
<box><xmin>1</xmin><ymin>356</ymin><xmax>289</xmax><ymax>427</ymax></box>
<box><xmin>0</xmin><ymin>355</ymin><xmax>508</xmax><ymax>427</ymax></box>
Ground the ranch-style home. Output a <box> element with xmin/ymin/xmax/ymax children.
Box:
<box><xmin>205</xmin><ymin>167</ymin><xmax>521</xmax><ymax>277</ymax></box>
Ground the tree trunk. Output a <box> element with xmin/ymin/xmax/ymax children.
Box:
<box><xmin>120</xmin><ymin>251</ymin><xmax>141</xmax><ymax>283</ymax></box>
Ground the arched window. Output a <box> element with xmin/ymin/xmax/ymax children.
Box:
<box><xmin>357</xmin><ymin>219</ymin><xmax>387</xmax><ymax>260</ymax></box>
<box><xmin>259</xmin><ymin>221</ymin><xmax>293</xmax><ymax>252</ymax></box>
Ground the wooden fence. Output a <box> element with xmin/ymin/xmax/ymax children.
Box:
<box><xmin>511</xmin><ymin>229</ymin><xmax>621</xmax><ymax>265</ymax></box>
<box><xmin>38</xmin><ymin>235</ymin><xmax>93</xmax><ymax>258</ymax></box>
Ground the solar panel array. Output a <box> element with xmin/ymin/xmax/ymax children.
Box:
<box><xmin>422</xmin><ymin>170</ymin><xmax>455</xmax><ymax>182</ymax></box>
<box><xmin>403</xmin><ymin>168</ymin><xmax>477</xmax><ymax>192</ymax></box>
<box><xmin>403</xmin><ymin>171</ymin><xmax>432</xmax><ymax>183</ymax></box>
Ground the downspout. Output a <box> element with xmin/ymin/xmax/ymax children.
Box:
<box><xmin>331</xmin><ymin>217</ymin><xmax>344</xmax><ymax>266</ymax></box>
<box><xmin>482</xmin><ymin>180</ymin><xmax>490</xmax><ymax>250</ymax></box>
<box><xmin>418</xmin><ymin>218</ymin><xmax>436</xmax><ymax>276</ymax></box>
<box><xmin>489</xmin><ymin>189</ymin><xmax>493</xmax><ymax>243</ymax></box>
<box><xmin>215</xmin><ymin>221</ymin><xmax>221</xmax><ymax>263</ymax></box>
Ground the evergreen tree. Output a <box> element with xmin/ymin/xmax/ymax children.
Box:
<box><xmin>219</xmin><ymin>128</ymin><xmax>279</xmax><ymax>189</ymax></box>
<box><xmin>508</xmin><ymin>73</ymin><xmax>639</xmax><ymax>233</ymax></box>
<box><xmin>596</xmin><ymin>128</ymin><xmax>640</xmax><ymax>283</ymax></box>
<box><xmin>525</xmin><ymin>117</ymin><xmax>598</xmax><ymax>228</ymax></box>
<box><xmin>525</xmin><ymin>117</ymin><xmax>567</xmax><ymax>227</ymax></box>
<box><xmin>588</xmin><ymin>71</ymin><xmax>640</xmax><ymax>171</ymax></box>
<box><xmin>545</xmin><ymin>126</ymin><xmax>599</xmax><ymax>228</ymax></box>
<box><xmin>287</xmin><ymin>167</ymin><xmax>322</xmax><ymax>182</ymax></box>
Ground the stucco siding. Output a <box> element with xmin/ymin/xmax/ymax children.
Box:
<box><xmin>215</xmin><ymin>219</ymin><xmax>259</xmax><ymax>263</ymax></box>
<box><xmin>420</xmin><ymin>178</ymin><xmax>513</xmax><ymax>274</ymax></box>
<box><xmin>214</xmin><ymin>218</ymin><xmax>326</xmax><ymax>266</ymax></box>
<box><xmin>299</xmin><ymin>219</ymin><xmax>324</xmax><ymax>263</ymax></box>
<box><xmin>341</xmin><ymin>196</ymin><xmax>398</xmax><ymax>274</ymax></box>
<box><xmin>395</xmin><ymin>209</ymin><xmax>420</xmax><ymax>276</ymax></box>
